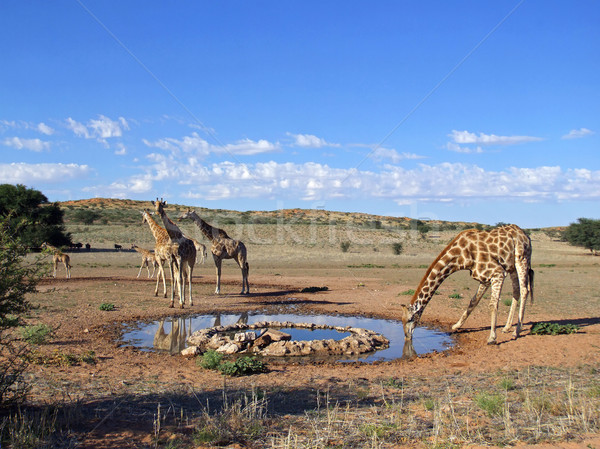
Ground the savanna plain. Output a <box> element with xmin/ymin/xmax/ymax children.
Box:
<box><xmin>6</xmin><ymin>199</ymin><xmax>600</xmax><ymax>449</ymax></box>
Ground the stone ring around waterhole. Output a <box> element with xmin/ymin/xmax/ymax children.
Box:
<box><xmin>182</xmin><ymin>320</ymin><xmax>390</xmax><ymax>358</ymax></box>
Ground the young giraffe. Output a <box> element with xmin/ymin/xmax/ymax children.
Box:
<box><xmin>141</xmin><ymin>210</ymin><xmax>179</xmax><ymax>303</ymax></box>
<box><xmin>190</xmin><ymin>238</ymin><xmax>208</xmax><ymax>265</ymax></box>
<box><xmin>152</xmin><ymin>199</ymin><xmax>196</xmax><ymax>308</ymax></box>
<box><xmin>41</xmin><ymin>242</ymin><xmax>72</xmax><ymax>279</ymax></box>
<box><xmin>399</xmin><ymin>224</ymin><xmax>534</xmax><ymax>345</ymax></box>
<box><xmin>131</xmin><ymin>244</ymin><xmax>159</xmax><ymax>278</ymax></box>
<box><xmin>179</xmin><ymin>209</ymin><xmax>249</xmax><ymax>295</ymax></box>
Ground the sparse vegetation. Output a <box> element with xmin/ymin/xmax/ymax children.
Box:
<box><xmin>340</xmin><ymin>241</ymin><xmax>351</xmax><ymax>252</ymax></box>
<box><xmin>99</xmin><ymin>302</ymin><xmax>115</xmax><ymax>311</ymax></box>
<box><xmin>392</xmin><ymin>242</ymin><xmax>403</xmax><ymax>255</ymax></box>
<box><xmin>563</xmin><ymin>218</ymin><xmax>600</xmax><ymax>255</ymax></box>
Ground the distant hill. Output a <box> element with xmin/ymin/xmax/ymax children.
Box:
<box><xmin>58</xmin><ymin>198</ymin><xmax>481</xmax><ymax>230</ymax></box>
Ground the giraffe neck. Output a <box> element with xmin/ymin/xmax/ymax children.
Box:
<box><xmin>189</xmin><ymin>211</ymin><xmax>229</xmax><ymax>241</ymax></box>
<box><xmin>409</xmin><ymin>250</ymin><xmax>463</xmax><ymax>318</ymax></box>
<box><xmin>158</xmin><ymin>211</ymin><xmax>184</xmax><ymax>240</ymax></box>
<box><xmin>144</xmin><ymin>212</ymin><xmax>169</xmax><ymax>244</ymax></box>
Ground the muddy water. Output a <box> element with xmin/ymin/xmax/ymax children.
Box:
<box><xmin>121</xmin><ymin>312</ymin><xmax>453</xmax><ymax>362</ymax></box>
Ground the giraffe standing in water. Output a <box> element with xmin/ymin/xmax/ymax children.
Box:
<box><xmin>399</xmin><ymin>224</ymin><xmax>534</xmax><ymax>345</ymax></box>
<box><xmin>41</xmin><ymin>242</ymin><xmax>72</xmax><ymax>279</ymax></box>
<box><xmin>179</xmin><ymin>209</ymin><xmax>249</xmax><ymax>295</ymax></box>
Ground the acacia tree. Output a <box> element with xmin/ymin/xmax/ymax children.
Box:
<box><xmin>563</xmin><ymin>218</ymin><xmax>600</xmax><ymax>255</ymax></box>
<box><xmin>0</xmin><ymin>217</ymin><xmax>46</xmax><ymax>405</ymax></box>
<box><xmin>0</xmin><ymin>184</ymin><xmax>71</xmax><ymax>248</ymax></box>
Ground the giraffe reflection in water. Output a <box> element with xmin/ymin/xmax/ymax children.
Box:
<box><xmin>153</xmin><ymin>312</ymin><xmax>249</xmax><ymax>354</ymax></box>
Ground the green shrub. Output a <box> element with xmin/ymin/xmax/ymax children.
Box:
<box><xmin>198</xmin><ymin>351</ymin><xmax>267</xmax><ymax>376</ymax></box>
<box><xmin>340</xmin><ymin>241</ymin><xmax>351</xmax><ymax>252</ymax></box>
<box><xmin>199</xmin><ymin>350</ymin><xmax>223</xmax><ymax>370</ymax></box>
<box><xmin>530</xmin><ymin>322</ymin><xmax>580</xmax><ymax>335</ymax></box>
<box><xmin>448</xmin><ymin>293</ymin><xmax>461</xmax><ymax>299</ymax></box>
<box><xmin>218</xmin><ymin>357</ymin><xmax>267</xmax><ymax>376</ymax></box>
<box><xmin>99</xmin><ymin>303</ymin><xmax>115</xmax><ymax>311</ymax></box>
<box><xmin>399</xmin><ymin>289</ymin><xmax>415</xmax><ymax>296</ymax></box>
<box><xmin>20</xmin><ymin>324</ymin><xmax>52</xmax><ymax>345</ymax></box>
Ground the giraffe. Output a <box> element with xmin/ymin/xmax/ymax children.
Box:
<box><xmin>152</xmin><ymin>199</ymin><xmax>196</xmax><ymax>308</ymax></box>
<box><xmin>41</xmin><ymin>242</ymin><xmax>72</xmax><ymax>279</ymax></box>
<box><xmin>179</xmin><ymin>209</ymin><xmax>249</xmax><ymax>295</ymax></box>
<box><xmin>131</xmin><ymin>244</ymin><xmax>159</xmax><ymax>278</ymax></box>
<box><xmin>399</xmin><ymin>224</ymin><xmax>534</xmax><ymax>345</ymax></box>
<box><xmin>141</xmin><ymin>210</ymin><xmax>180</xmax><ymax>303</ymax></box>
<box><xmin>190</xmin><ymin>238</ymin><xmax>208</xmax><ymax>265</ymax></box>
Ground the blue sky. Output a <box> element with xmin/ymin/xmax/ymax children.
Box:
<box><xmin>1</xmin><ymin>1</ymin><xmax>598</xmax><ymax>227</ymax></box>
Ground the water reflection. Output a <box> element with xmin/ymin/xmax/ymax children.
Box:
<box><xmin>122</xmin><ymin>313</ymin><xmax>453</xmax><ymax>361</ymax></box>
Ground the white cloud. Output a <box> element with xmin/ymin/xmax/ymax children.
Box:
<box><xmin>0</xmin><ymin>163</ymin><xmax>90</xmax><ymax>184</ymax></box>
<box><xmin>134</xmin><ymin>160</ymin><xmax>600</xmax><ymax>204</ymax></box>
<box><xmin>2</xmin><ymin>137</ymin><xmax>50</xmax><ymax>152</ymax></box>
<box><xmin>287</xmin><ymin>132</ymin><xmax>340</xmax><ymax>148</ymax></box>
<box><xmin>449</xmin><ymin>130</ymin><xmax>543</xmax><ymax>146</ymax></box>
<box><xmin>114</xmin><ymin>143</ymin><xmax>127</xmax><ymax>156</ymax></box>
<box><xmin>66</xmin><ymin>115</ymin><xmax>129</xmax><ymax>142</ymax></box>
<box><xmin>143</xmin><ymin>133</ymin><xmax>280</xmax><ymax>157</ymax></box>
<box><xmin>370</xmin><ymin>147</ymin><xmax>423</xmax><ymax>163</ymax></box>
<box><xmin>66</xmin><ymin>118</ymin><xmax>91</xmax><ymax>138</ymax></box>
<box><xmin>562</xmin><ymin>128</ymin><xmax>594</xmax><ymax>140</ymax></box>
<box><xmin>37</xmin><ymin>122</ymin><xmax>54</xmax><ymax>135</ymax></box>
<box><xmin>446</xmin><ymin>142</ymin><xmax>483</xmax><ymax>154</ymax></box>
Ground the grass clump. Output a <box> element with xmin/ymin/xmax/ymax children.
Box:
<box><xmin>530</xmin><ymin>322</ymin><xmax>580</xmax><ymax>335</ymax></box>
<box><xmin>475</xmin><ymin>392</ymin><xmax>505</xmax><ymax>417</ymax></box>
<box><xmin>448</xmin><ymin>293</ymin><xmax>462</xmax><ymax>299</ymax></box>
<box><xmin>399</xmin><ymin>289</ymin><xmax>415</xmax><ymax>296</ymax></box>
<box><xmin>99</xmin><ymin>302</ymin><xmax>115</xmax><ymax>311</ymax></box>
<box><xmin>20</xmin><ymin>324</ymin><xmax>53</xmax><ymax>345</ymax></box>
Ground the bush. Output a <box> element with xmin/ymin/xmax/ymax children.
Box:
<box><xmin>340</xmin><ymin>241</ymin><xmax>351</xmax><ymax>252</ymax></box>
<box><xmin>0</xmin><ymin>184</ymin><xmax>71</xmax><ymax>248</ymax></box>
<box><xmin>199</xmin><ymin>350</ymin><xmax>223</xmax><ymax>370</ymax></box>
<box><xmin>392</xmin><ymin>242</ymin><xmax>403</xmax><ymax>255</ymax></box>
<box><xmin>0</xmin><ymin>216</ymin><xmax>46</xmax><ymax>405</ymax></box>
<box><xmin>198</xmin><ymin>350</ymin><xmax>267</xmax><ymax>376</ymax></box>
<box><xmin>563</xmin><ymin>218</ymin><xmax>600</xmax><ymax>255</ymax></box>
<box><xmin>99</xmin><ymin>303</ymin><xmax>115</xmax><ymax>311</ymax></box>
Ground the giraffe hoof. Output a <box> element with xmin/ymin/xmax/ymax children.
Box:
<box><xmin>486</xmin><ymin>340</ymin><xmax>497</xmax><ymax>345</ymax></box>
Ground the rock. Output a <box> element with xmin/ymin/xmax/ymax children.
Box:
<box><xmin>234</xmin><ymin>331</ymin><xmax>257</xmax><ymax>342</ymax></box>
<box><xmin>261</xmin><ymin>329</ymin><xmax>291</xmax><ymax>342</ymax></box>
<box><xmin>181</xmin><ymin>346</ymin><xmax>200</xmax><ymax>358</ymax></box>
<box><xmin>216</xmin><ymin>342</ymin><xmax>240</xmax><ymax>354</ymax></box>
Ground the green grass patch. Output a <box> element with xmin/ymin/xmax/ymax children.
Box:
<box><xmin>448</xmin><ymin>293</ymin><xmax>462</xmax><ymax>299</ymax></box>
<box><xmin>399</xmin><ymin>289</ymin><xmax>415</xmax><ymax>296</ymax></box>
<box><xmin>20</xmin><ymin>324</ymin><xmax>53</xmax><ymax>345</ymax></box>
<box><xmin>99</xmin><ymin>302</ymin><xmax>115</xmax><ymax>311</ymax></box>
<box><xmin>475</xmin><ymin>392</ymin><xmax>505</xmax><ymax>417</ymax></box>
<box><xmin>530</xmin><ymin>322</ymin><xmax>580</xmax><ymax>335</ymax></box>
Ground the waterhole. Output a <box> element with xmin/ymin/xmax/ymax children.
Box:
<box><xmin>121</xmin><ymin>313</ymin><xmax>453</xmax><ymax>362</ymax></box>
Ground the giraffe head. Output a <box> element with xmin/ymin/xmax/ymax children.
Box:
<box><xmin>152</xmin><ymin>198</ymin><xmax>167</xmax><ymax>217</ymax></box>
<box><xmin>141</xmin><ymin>210</ymin><xmax>151</xmax><ymax>224</ymax></box>
<box><xmin>399</xmin><ymin>304</ymin><xmax>418</xmax><ymax>340</ymax></box>
<box><xmin>178</xmin><ymin>209</ymin><xmax>194</xmax><ymax>221</ymax></box>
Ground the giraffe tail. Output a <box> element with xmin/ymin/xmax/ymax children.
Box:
<box><xmin>528</xmin><ymin>268</ymin><xmax>534</xmax><ymax>305</ymax></box>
